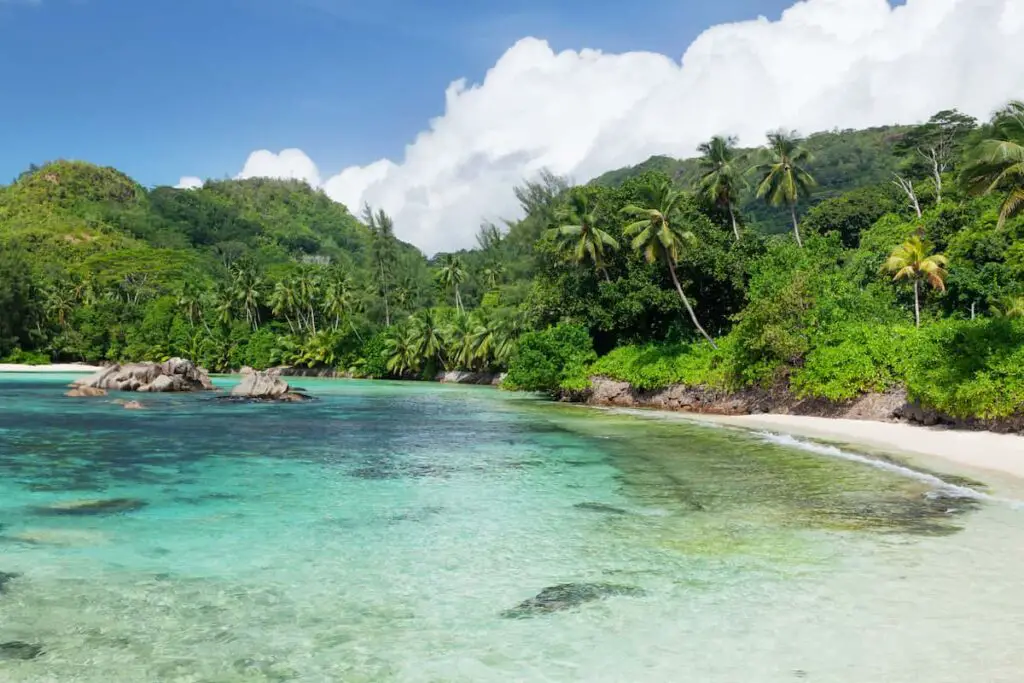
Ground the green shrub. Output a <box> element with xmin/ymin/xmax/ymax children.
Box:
<box><xmin>504</xmin><ymin>323</ymin><xmax>595</xmax><ymax>393</ymax></box>
<box><xmin>589</xmin><ymin>342</ymin><xmax>723</xmax><ymax>391</ymax></box>
<box><xmin>906</xmin><ymin>318</ymin><xmax>1024</xmax><ymax>419</ymax></box>
<box><xmin>791</xmin><ymin>323</ymin><xmax>917</xmax><ymax>401</ymax></box>
<box><xmin>1</xmin><ymin>348</ymin><xmax>50</xmax><ymax>365</ymax></box>
<box><xmin>353</xmin><ymin>332</ymin><xmax>389</xmax><ymax>379</ymax></box>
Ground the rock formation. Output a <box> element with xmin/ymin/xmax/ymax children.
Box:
<box><xmin>228</xmin><ymin>367</ymin><xmax>312</xmax><ymax>402</ymax></box>
<box><xmin>71</xmin><ymin>358</ymin><xmax>214</xmax><ymax>393</ymax></box>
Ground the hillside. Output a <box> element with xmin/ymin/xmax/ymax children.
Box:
<box><xmin>590</xmin><ymin>125</ymin><xmax>911</xmax><ymax>234</ymax></box>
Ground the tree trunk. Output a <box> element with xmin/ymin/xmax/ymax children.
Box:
<box><xmin>600</xmin><ymin>266</ymin><xmax>611</xmax><ymax>283</ymax></box>
<box><xmin>379</xmin><ymin>259</ymin><xmax>390</xmax><ymax>327</ymax></box>
<box><xmin>790</xmin><ymin>202</ymin><xmax>803</xmax><ymax>248</ymax></box>
<box><xmin>728</xmin><ymin>204</ymin><xmax>740</xmax><ymax>242</ymax></box>
<box><xmin>349</xmin><ymin>318</ymin><xmax>363</xmax><ymax>342</ymax></box>
<box><xmin>931</xmin><ymin>149</ymin><xmax>942</xmax><ymax>205</ymax></box>
<box><xmin>455</xmin><ymin>286</ymin><xmax>463</xmax><ymax>314</ymax></box>
<box><xmin>914</xmin><ymin>279</ymin><xmax>921</xmax><ymax>328</ymax></box>
<box><xmin>666</xmin><ymin>259</ymin><xmax>718</xmax><ymax>349</ymax></box>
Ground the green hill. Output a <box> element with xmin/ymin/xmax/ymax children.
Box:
<box><xmin>590</xmin><ymin>125</ymin><xmax>911</xmax><ymax>234</ymax></box>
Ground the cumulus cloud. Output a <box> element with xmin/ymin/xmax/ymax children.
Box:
<box><xmin>184</xmin><ymin>0</ymin><xmax>1024</xmax><ymax>255</ymax></box>
<box><xmin>175</xmin><ymin>176</ymin><xmax>203</xmax><ymax>190</ymax></box>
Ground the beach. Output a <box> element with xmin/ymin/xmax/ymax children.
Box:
<box><xmin>674</xmin><ymin>412</ymin><xmax>1024</xmax><ymax>491</ymax></box>
<box><xmin>0</xmin><ymin>363</ymin><xmax>99</xmax><ymax>373</ymax></box>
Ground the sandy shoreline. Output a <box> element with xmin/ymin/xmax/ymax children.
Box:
<box><xmin>0</xmin><ymin>363</ymin><xmax>100</xmax><ymax>373</ymax></box>
<box><xmin>667</xmin><ymin>412</ymin><xmax>1024</xmax><ymax>491</ymax></box>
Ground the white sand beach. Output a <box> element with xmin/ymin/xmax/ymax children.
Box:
<box><xmin>0</xmin><ymin>363</ymin><xmax>99</xmax><ymax>373</ymax></box>
<box><xmin>683</xmin><ymin>413</ymin><xmax>1024</xmax><ymax>490</ymax></box>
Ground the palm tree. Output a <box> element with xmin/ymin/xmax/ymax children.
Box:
<box><xmin>436</xmin><ymin>255</ymin><xmax>467</xmax><ymax>313</ymax></box>
<box><xmin>384</xmin><ymin>326</ymin><xmax>418</xmax><ymax>376</ymax></box>
<box><xmin>755</xmin><ymin>131</ymin><xmax>817</xmax><ymax>247</ymax></box>
<box><xmin>697</xmin><ymin>135</ymin><xmax>745</xmax><ymax>241</ymax></box>
<box><xmin>269</xmin><ymin>279</ymin><xmax>298</xmax><ymax>334</ymax></box>
<box><xmin>177</xmin><ymin>281</ymin><xmax>205</xmax><ymax>329</ymax></box>
<box><xmin>621</xmin><ymin>178</ymin><xmax>718</xmax><ymax>348</ymax></box>
<box><xmin>545</xmin><ymin>192</ymin><xmax>619</xmax><ymax>281</ymax></box>
<box><xmin>409</xmin><ymin>308</ymin><xmax>447</xmax><ymax>370</ymax></box>
<box><xmin>993</xmin><ymin>295</ymin><xmax>1024</xmax><ymax>318</ymax></box>
<box><xmin>960</xmin><ymin>100</ymin><xmax>1024</xmax><ymax>228</ymax></box>
<box><xmin>445</xmin><ymin>312</ymin><xmax>476</xmax><ymax>370</ymax></box>
<box><xmin>231</xmin><ymin>263</ymin><xmax>263</xmax><ymax>330</ymax></box>
<box><xmin>882</xmin><ymin>235</ymin><xmax>949</xmax><ymax>327</ymax></box>
<box><xmin>323</xmin><ymin>269</ymin><xmax>362</xmax><ymax>340</ymax></box>
<box><xmin>481</xmin><ymin>263</ymin><xmax>504</xmax><ymax>290</ymax></box>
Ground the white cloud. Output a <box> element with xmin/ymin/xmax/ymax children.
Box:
<box><xmin>175</xmin><ymin>176</ymin><xmax>203</xmax><ymax>190</ymax></box>
<box><xmin>183</xmin><ymin>0</ymin><xmax>1024</xmax><ymax>255</ymax></box>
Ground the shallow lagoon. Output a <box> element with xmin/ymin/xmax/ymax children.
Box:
<box><xmin>0</xmin><ymin>374</ymin><xmax>1022</xmax><ymax>682</ymax></box>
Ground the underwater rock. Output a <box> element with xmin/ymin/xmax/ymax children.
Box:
<box><xmin>573</xmin><ymin>502</ymin><xmax>629</xmax><ymax>515</ymax></box>
<box><xmin>501</xmin><ymin>583</ymin><xmax>646</xmax><ymax>618</ymax></box>
<box><xmin>122</xmin><ymin>400</ymin><xmax>146</xmax><ymax>410</ymax></box>
<box><xmin>0</xmin><ymin>641</ymin><xmax>43</xmax><ymax>661</ymax></box>
<box><xmin>0</xmin><ymin>571</ymin><xmax>20</xmax><ymax>593</ymax></box>
<box><xmin>64</xmin><ymin>386</ymin><xmax>108</xmax><ymax>398</ymax></box>
<box><xmin>35</xmin><ymin>497</ymin><xmax>147</xmax><ymax>516</ymax></box>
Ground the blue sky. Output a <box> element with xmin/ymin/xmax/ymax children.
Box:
<box><xmin>0</xmin><ymin>0</ymin><xmax>794</xmax><ymax>187</ymax></box>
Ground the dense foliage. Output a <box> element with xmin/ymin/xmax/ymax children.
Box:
<box><xmin>6</xmin><ymin>101</ymin><xmax>1024</xmax><ymax>420</ymax></box>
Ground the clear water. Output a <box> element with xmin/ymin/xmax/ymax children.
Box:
<box><xmin>0</xmin><ymin>374</ymin><xmax>1022</xmax><ymax>682</ymax></box>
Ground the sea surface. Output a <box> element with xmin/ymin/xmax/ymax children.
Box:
<box><xmin>0</xmin><ymin>373</ymin><xmax>1022</xmax><ymax>682</ymax></box>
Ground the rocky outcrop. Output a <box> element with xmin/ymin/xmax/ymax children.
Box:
<box><xmin>435</xmin><ymin>370</ymin><xmax>505</xmax><ymax>385</ymax></box>
<box><xmin>228</xmin><ymin>368</ymin><xmax>313</xmax><ymax>402</ymax></box>
<box><xmin>71</xmin><ymin>358</ymin><xmax>214</xmax><ymax>393</ymax></box>
<box><xmin>579</xmin><ymin>376</ymin><xmax>910</xmax><ymax>423</ymax></box>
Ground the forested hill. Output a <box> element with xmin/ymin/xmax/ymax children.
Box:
<box><xmin>590</xmin><ymin>125</ymin><xmax>911</xmax><ymax>234</ymax></box>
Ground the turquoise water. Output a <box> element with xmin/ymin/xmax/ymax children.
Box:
<box><xmin>1</xmin><ymin>374</ymin><xmax>1023</xmax><ymax>682</ymax></box>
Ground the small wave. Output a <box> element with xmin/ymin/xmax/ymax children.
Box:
<box><xmin>756</xmin><ymin>431</ymin><xmax>1024</xmax><ymax>509</ymax></box>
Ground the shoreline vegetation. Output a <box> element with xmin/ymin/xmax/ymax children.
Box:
<box><xmin>5</xmin><ymin>103</ymin><xmax>1024</xmax><ymax>476</ymax></box>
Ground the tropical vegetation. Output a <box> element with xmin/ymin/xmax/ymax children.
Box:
<box><xmin>5</xmin><ymin>102</ymin><xmax>1024</xmax><ymax>420</ymax></box>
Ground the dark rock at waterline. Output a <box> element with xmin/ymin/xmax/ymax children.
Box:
<box><xmin>0</xmin><ymin>641</ymin><xmax>44</xmax><ymax>661</ymax></box>
<box><xmin>34</xmin><ymin>497</ymin><xmax>148</xmax><ymax>516</ymax></box>
<box><xmin>0</xmin><ymin>571</ymin><xmax>21</xmax><ymax>593</ymax></box>
<box><xmin>573</xmin><ymin>502</ymin><xmax>629</xmax><ymax>515</ymax></box>
<box><xmin>214</xmin><ymin>393</ymin><xmax>315</xmax><ymax>404</ymax></box>
<box><xmin>501</xmin><ymin>583</ymin><xmax>646</xmax><ymax>618</ymax></box>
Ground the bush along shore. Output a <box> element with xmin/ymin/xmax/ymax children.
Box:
<box><xmin>6</xmin><ymin>105</ymin><xmax>1024</xmax><ymax>428</ymax></box>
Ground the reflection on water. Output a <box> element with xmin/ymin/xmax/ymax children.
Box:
<box><xmin>0</xmin><ymin>374</ymin><xmax>1021</xmax><ymax>682</ymax></box>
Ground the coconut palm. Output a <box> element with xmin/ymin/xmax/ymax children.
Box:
<box><xmin>384</xmin><ymin>326</ymin><xmax>418</xmax><ymax>376</ymax></box>
<box><xmin>231</xmin><ymin>263</ymin><xmax>263</xmax><ymax>330</ymax></box>
<box><xmin>960</xmin><ymin>100</ymin><xmax>1024</xmax><ymax>228</ymax></box>
<box><xmin>269</xmin><ymin>279</ymin><xmax>299</xmax><ymax>334</ymax></box>
<box><xmin>436</xmin><ymin>255</ymin><xmax>467</xmax><ymax>313</ymax></box>
<box><xmin>409</xmin><ymin>308</ymin><xmax>447</xmax><ymax>370</ymax></box>
<box><xmin>754</xmin><ymin>131</ymin><xmax>817</xmax><ymax>247</ymax></box>
<box><xmin>881</xmin><ymin>235</ymin><xmax>949</xmax><ymax>328</ymax></box>
<box><xmin>177</xmin><ymin>281</ymin><xmax>205</xmax><ymax>329</ymax></box>
<box><xmin>445</xmin><ymin>312</ymin><xmax>477</xmax><ymax>370</ymax></box>
<box><xmin>621</xmin><ymin>178</ymin><xmax>717</xmax><ymax>348</ymax></box>
<box><xmin>545</xmin><ymin>191</ymin><xmax>619</xmax><ymax>281</ymax></box>
<box><xmin>697</xmin><ymin>135</ymin><xmax>746</xmax><ymax>241</ymax></box>
<box><xmin>993</xmin><ymin>295</ymin><xmax>1024</xmax><ymax>318</ymax></box>
<box><xmin>323</xmin><ymin>270</ymin><xmax>362</xmax><ymax>340</ymax></box>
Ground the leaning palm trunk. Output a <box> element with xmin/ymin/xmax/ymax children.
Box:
<box><xmin>913</xmin><ymin>279</ymin><xmax>920</xmax><ymax>328</ymax></box>
<box><xmin>728</xmin><ymin>205</ymin><xmax>740</xmax><ymax>242</ymax></box>
<box><xmin>666</xmin><ymin>259</ymin><xmax>718</xmax><ymax>349</ymax></box>
<box><xmin>790</xmin><ymin>202</ymin><xmax>803</xmax><ymax>248</ymax></box>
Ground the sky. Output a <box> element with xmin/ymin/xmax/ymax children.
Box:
<box><xmin>2</xmin><ymin>0</ymin><xmax>1023</xmax><ymax>254</ymax></box>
